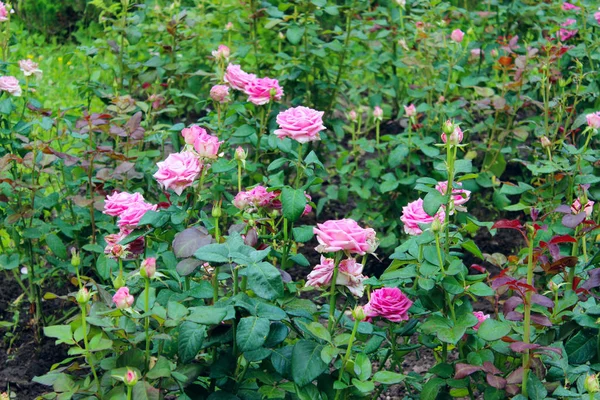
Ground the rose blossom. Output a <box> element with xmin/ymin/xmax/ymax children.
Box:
<box><xmin>562</xmin><ymin>2</ymin><xmax>580</xmax><ymax>11</ymax></box>
<box><xmin>559</xmin><ymin>19</ymin><xmax>578</xmax><ymax>41</ymax></box>
<box><xmin>336</xmin><ymin>258</ymin><xmax>366</xmax><ymax>297</ymax></box>
<box><xmin>224</xmin><ymin>64</ymin><xmax>256</xmax><ymax>91</ymax></box>
<box><xmin>210</xmin><ymin>84</ymin><xmax>230</xmax><ymax>103</ymax></box>
<box><xmin>595</xmin><ymin>11</ymin><xmax>600</xmax><ymax>25</ymax></box>
<box><xmin>193</xmin><ymin>131</ymin><xmax>223</xmax><ymax>159</ymax></box>
<box><xmin>274</xmin><ymin>106</ymin><xmax>325</xmax><ymax>143</ymax></box>
<box><xmin>141</xmin><ymin>257</ymin><xmax>156</xmax><ymax>279</ymax></box>
<box><xmin>104</xmin><ymin>230</ymin><xmax>129</xmax><ymax>259</ymax></box>
<box><xmin>181</xmin><ymin>125</ymin><xmax>206</xmax><ymax>145</ymax></box>
<box><xmin>586</xmin><ymin>111</ymin><xmax>600</xmax><ymax>129</ymax></box>
<box><xmin>117</xmin><ymin>201</ymin><xmax>158</xmax><ymax>229</ymax></box>
<box><xmin>303</xmin><ymin>193</ymin><xmax>313</xmax><ymax>216</ymax></box>
<box><xmin>572</xmin><ymin>198</ymin><xmax>594</xmax><ymax>217</ymax></box>
<box><xmin>0</xmin><ymin>76</ymin><xmax>21</xmax><ymax>96</ymax></box>
<box><xmin>373</xmin><ymin>106</ymin><xmax>383</xmax><ymax>121</ymax></box>
<box><xmin>400</xmin><ymin>198</ymin><xmax>446</xmax><ymax>235</ymax></box>
<box><xmin>244</xmin><ymin>77</ymin><xmax>284</xmax><ymax>105</ymax></box>
<box><xmin>363</xmin><ymin>287</ymin><xmax>412</xmax><ymax>322</ymax></box>
<box><xmin>212</xmin><ymin>45</ymin><xmax>230</xmax><ymax>61</ymax></box>
<box><xmin>473</xmin><ymin>311</ymin><xmax>490</xmax><ymax>331</ymax></box>
<box><xmin>435</xmin><ymin>181</ymin><xmax>471</xmax><ymax>213</ymax></box>
<box><xmin>233</xmin><ymin>186</ymin><xmax>279</xmax><ymax>211</ymax></box>
<box><xmin>113</xmin><ymin>287</ymin><xmax>134</xmax><ymax>309</ymax></box>
<box><xmin>103</xmin><ymin>191</ymin><xmax>146</xmax><ymax>216</ymax></box>
<box><xmin>404</xmin><ymin>104</ymin><xmax>416</xmax><ymax>118</ymax></box>
<box><xmin>153</xmin><ymin>151</ymin><xmax>201</xmax><ymax>196</ymax></box>
<box><xmin>451</xmin><ymin>29</ymin><xmax>464</xmax><ymax>43</ymax></box>
<box><xmin>470</xmin><ymin>48</ymin><xmax>483</xmax><ymax>59</ymax></box>
<box><xmin>19</xmin><ymin>59</ymin><xmax>42</xmax><ymax>78</ymax></box>
<box><xmin>349</xmin><ymin>110</ymin><xmax>358</xmax><ymax>122</ymax></box>
<box><xmin>441</xmin><ymin>122</ymin><xmax>463</xmax><ymax>144</ymax></box>
<box><xmin>0</xmin><ymin>2</ymin><xmax>8</xmax><ymax>22</ymax></box>
<box><xmin>305</xmin><ymin>256</ymin><xmax>334</xmax><ymax>288</ymax></box>
<box><xmin>313</xmin><ymin>219</ymin><xmax>376</xmax><ymax>255</ymax></box>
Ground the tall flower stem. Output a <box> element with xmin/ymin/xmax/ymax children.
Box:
<box><xmin>334</xmin><ymin>315</ymin><xmax>360</xmax><ymax>400</ymax></box>
<box><xmin>375</xmin><ymin>119</ymin><xmax>381</xmax><ymax>149</ymax></box>
<box><xmin>295</xmin><ymin>143</ymin><xmax>304</xmax><ymax>188</ymax></box>
<box><xmin>212</xmin><ymin>213</ymin><xmax>221</xmax><ymax>304</ymax></box>
<box><xmin>126</xmin><ymin>385</ymin><xmax>132</xmax><ymax>400</ymax></box>
<box><xmin>237</xmin><ymin>162</ymin><xmax>242</xmax><ymax>192</ymax></box>
<box><xmin>521</xmin><ymin>226</ymin><xmax>536</xmax><ymax>397</ymax></box>
<box><xmin>327</xmin><ymin>253</ymin><xmax>343</xmax><ymax>334</ymax></box>
<box><xmin>254</xmin><ymin>104</ymin><xmax>272</xmax><ymax>163</ymax></box>
<box><xmin>80</xmin><ymin>303</ymin><xmax>100</xmax><ymax>396</ymax></box>
<box><xmin>144</xmin><ymin>277</ymin><xmax>151</xmax><ymax>370</ymax></box>
<box><xmin>443</xmin><ymin>141</ymin><xmax>457</xmax><ymax>254</ymax></box>
<box><xmin>281</xmin><ymin>218</ymin><xmax>289</xmax><ymax>270</ymax></box>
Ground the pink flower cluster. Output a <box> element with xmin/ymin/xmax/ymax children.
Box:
<box><xmin>274</xmin><ymin>106</ymin><xmax>325</xmax><ymax>143</ymax></box>
<box><xmin>401</xmin><ymin>198</ymin><xmax>446</xmax><ymax>236</ymax></box>
<box><xmin>562</xmin><ymin>2</ymin><xmax>580</xmax><ymax>11</ymax></box>
<box><xmin>441</xmin><ymin>121</ymin><xmax>464</xmax><ymax>144</ymax></box>
<box><xmin>153</xmin><ymin>151</ymin><xmax>202</xmax><ymax>196</ymax></box>
<box><xmin>305</xmin><ymin>256</ymin><xmax>366</xmax><ymax>297</ymax></box>
<box><xmin>181</xmin><ymin>125</ymin><xmax>223</xmax><ymax>159</ymax></box>
<box><xmin>363</xmin><ymin>287</ymin><xmax>412</xmax><ymax>322</ymax></box>
<box><xmin>313</xmin><ymin>218</ymin><xmax>378</xmax><ymax>255</ymax></box>
<box><xmin>224</xmin><ymin>64</ymin><xmax>284</xmax><ymax>105</ymax></box>
<box><xmin>103</xmin><ymin>191</ymin><xmax>158</xmax><ymax>230</ymax></box>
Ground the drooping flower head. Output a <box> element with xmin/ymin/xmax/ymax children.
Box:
<box><xmin>400</xmin><ymin>198</ymin><xmax>446</xmax><ymax>236</ymax></box>
<box><xmin>336</xmin><ymin>258</ymin><xmax>366</xmax><ymax>297</ymax></box>
<box><xmin>363</xmin><ymin>287</ymin><xmax>412</xmax><ymax>322</ymax></box>
<box><xmin>274</xmin><ymin>106</ymin><xmax>325</xmax><ymax>143</ymax></box>
<box><xmin>313</xmin><ymin>219</ymin><xmax>377</xmax><ymax>255</ymax></box>
<box><xmin>244</xmin><ymin>77</ymin><xmax>284</xmax><ymax>105</ymax></box>
<box><xmin>153</xmin><ymin>151</ymin><xmax>202</xmax><ymax>196</ymax></box>
<box><xmin>305</xmin><ymin>256</ymin><xmax>335</xmax><ymax>288</ymax></box>
<box><xmin>224</xmin><ymin>64</ymin><xmax>257</xmax><ymax>91</ymax></box>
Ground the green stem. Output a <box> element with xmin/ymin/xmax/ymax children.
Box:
<box><xmin>522</xmin><ymin>228</ymin><xmax>535</xmax><ymax>398</ymax></box>
<box><xmin>212</xmin><ymin>215</ymin><xmax>221</xmax><ymax>303</ymax></box>
<box><xmin>237</xmin><ymin>162</ymin><xmax>242</xmax><ymax>193</ymax></box>
<box><xmin>81</xmin><ymin>304</ymin><xmax>101</xmax><ymax>397</ymax></box>
<box><xmin>281</xmin><ymin>218</ymin><xmax>289</xmax><ymax>270</ymax></box>
<box><xmin>144</xmin><ymin>278</ymin><xmax>151</xmax><ymax>370</ymax></box>
<box><xmin>327</xmin><ymin>253</ymin><xmax>342</xmax><ymax>334</ymax></box>
<box><xmin>444</xmin><ymin>142</ymin><xmax>456</xmax><ymax>255</ymax></box>
<box><xmin>434</xmin><ymin>231</ymin><xmax>445</xmax><ymax>274</ymax></box>
<box><xmin>127</xmin><ymin>385</ymin><xmax>132</xmax><ymax>400</ymax></box>
<box><xmin>375</xmin><ymin>120</ymin><xmax>380</xmax><ymax>149</ymax></box>
<box><xmin>295</xmin><ymin>143</ymin><xmax>304</xmax><ymax>188</ymax></box>
<box><xmin>334</xmin><ymin>316</ymin><xmax>361</xmax><ymax>400</ymax></box>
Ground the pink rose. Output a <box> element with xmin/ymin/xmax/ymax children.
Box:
<box><xmin>404</xmin><ymin>104</ymin><xmax>416</xmax><ymax>118</ymax></box>
<box><xmin>451</xmin><ymin>29</ymin><xmax>464</xmax><ymax>43</ymax></box>
<box><xmin>233</xmin><ymin>185</ymin><xmax>279</xmax><ymax>211</ymax></box>
<box><xmin>153</xmin><ymin>151</ymin><xmax>201</xmax><ymax>196</ymax></box>
<box><xmin>562</xmin><ymin>2</ymin><xmax>580</xmax><ymax>11</ymax></box>
<box><xmin>0</xmin><ymin>76</ymin><xmax>22</xmax><ymax>96</ymax></box>
<box><xmin>586</xmin><ymin>112</ymin><xmax>600</xmax><ymax>129</ymax></box>
<box><xmin>225</xmin><ymin>22</ymin><xmax>234</xmax><ymax>31</ymax></box>
<box><xmin>193</xmin><ymin>131</ymin><xmax>223</xmax><ymax>159</ymax></box>
<box><xmin>274</xmin><ymin>106</ymin><xmax>325</xmax><ymax>143</ymax></box>
<box><xmin>141</xmin><ymin>257</ymin><xmax>156</xmax><ymax>279</ymax></box>
<box><xmin>441</xmin><ymin>122</ymin><xmax>463</xmax><ymax>144</ymax></box>
<box><xmin>224</xmin><ymin>64</ymin><xmax>256</xmax><ymax>91</ymax></box>
<box><xmin>302</xmin><ymin>193</ymin><xmax>313</xmax><ymax>216</ymax></box>
<box><xmin>113</xmin><ymin>287</ymin><xmax>134</xmax><ymax>309</ymax></box>
<box><xmin>103</xmin><ymin>191</ymin><xmax>146</xmax><ymax>217</ymax></box>
<box><xmin>19</xmin><ymin>59</ymin><xmax>42</xmax><ymax>77</ymax></box>
<box><xmin>363</xmin><ymin>287</ymin><xmax>412</xmax><ymax>322</ymax></box>
<box><xmin>212</xmin><ymin>45</ymin><xmax>230</xmax><ymax>61</ymax></box>
<box><xmin>559</xmin><ymin>28</ymin><xmax>578</xmax><ymax>41</ymax></box>
<box><xmin>373</xmin><ymin>106</ymin><xmax>383</xmax><ymax>121</ymax></box>
<box><xmin>181</xmin><ymin>125</ymin><xmax>206</xmax><ymax>145</ymax></box>
<box><xmin>336</xmin><ymin>258</ymin><xmax>366</xmax><ymax>297</ymax></box>
<box><xmin>349</xmin><ymin>110</ymin><xmax>358</xmax><ymax>122</ymax></box>
<box><xmin>572</xmin><ymin>198</ymin><xmax>594</xmax><ymax>217</ymax></box>
<box><xmin>104</xmin><ymin>230</ymin><xmax>129</xmax><ymax>259</ymax></box>
<box><xmin>125</xmin><ymin>369</ymin><xmax>138</xmax><ymax>386</ymax></box>
<box><xmin>470</xmin><ymin>48</ymin><xmax>483</xmax><ymax>59</ymax></box>
<box><xmin>473</xmin><ymin>311</ymin><xmax>490</xmax><ymax>331</ymax></box>
<box><xmin>305</xmin><ymin>256</ymin><xmax>335</xmax><ymax>288</ymax></box>
<box><xmin>313</xmin><ymin>219</ymin><xmax>377</xmax><ymax>255</ymax></box>
<box><xmin>244</xmin><ymin>77</ymin><xmax>284</xmax><ymax>105</ymax></box>
<box><xmin>0</xmin><ymin>2</ymin><xmax>8</xmax><ymax>21</ymax></box>
<box><xmin>595</xmin><ymin>11</ymin><xmax>600</xmax><ymax>25</ymax></box>
<box><xmin>117</xmin><ymin>201</ymin><xmax>158</xmax><ymax>229</ymax></box>
<box><xmin>435</xmin><ymin>181</ymin><xmax>471</xmax><ymax>213</ymax></box>
<box><xmin>400</xmin><ymin>198</ymin><xmax>446</xmax><ymax>236</ymax></box>
<box><xmin>210</xmin><ymin>84</ymin><xmax>230</xmax><ymax>103</ymax></box>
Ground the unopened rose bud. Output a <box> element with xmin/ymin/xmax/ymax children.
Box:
<box><xmin>270</xmin><ymin>87</ymin><xmax>278</xmax><ymax>98</ymax></box>
<box><xmin>442</xmin><ymin>120</ymin><xmax>455</xmax><ymax>135</ymax></box>
<box><xmin>278</xmin><ymin>32</ymin><xmax>285</xmax><ymax>40</ymax></box>
<box><xmin>124</xmin><ymin>369</ymin><xmax>138</xmax><ymax>387</ymax></box>
<box><xmin>140</xmin><ymin>257</ymin><xmax>156</xmax><ymax>279</ymax></box>
<box><xmin>548</xmin><ymin>281</ymin><xmax>559</xmax><ymax>293</ymax></box>
<box><xmin>540</xmin><ymin>136</ymin><xmax>551</xmax><ymax>148</ymax></box>
<box><xmin>431</xmin><ymin>216</ymin><xmax>443</xmax><ymax>232</ymax></box>
<box><xmin>349</xmin><ymin>110</ymin><xmax>358</xmax><ymax>122</ymax></box>
<box><xmin>585</xmin><ymin>374</ymin><xmax>600</xmax><ymax>394</ymax></box>
<box><xmin>235</xmin><ymin>146</ymin><xmax>247</xmax><ymax>165</ymax></box>
<box><xmin>71</xmin><ymin>248</ymin><xmax>80</xmax><ymax>268</ymax></box>
<box><xmin>490</xmin><ymin>49</ymin><xmax>498</xmax><ymax>58</ymax></box>
<box><xmin>373</xmin><ymin>106</ymin><xmax>383</xmax><ymax>121</ymax></box>
<box><xmin>113</xmin><ymin>274</ymin><xmax>126</xmax><ymax>290</ymax></box>
<box><xmin>225</xmin><ymin>22</ymin><xmax>233</xmax><ymax>31</ymax></box>
<box><xmin>76</xmin><ymin>287</ymin><xmax>92</xmax><ymax>304</ymax></box>
<box><xmin>353</xmin><ymin>306</ymin><xmax>366</xmax><ymax>321</ymax></box>
<box><xmin>212</xmin><ymin>202</ymin><xmax>222</xmax><ymax>218</ymax></box>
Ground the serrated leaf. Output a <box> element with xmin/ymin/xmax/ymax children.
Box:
<box><xmin>178</xmin><ymin>322</ymin><xmax>206</xmax><ymax>363</ymax></box>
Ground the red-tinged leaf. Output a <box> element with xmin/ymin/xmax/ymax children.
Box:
<box><xmin>554</xmin><ymin>205</ymin><xmax>572</xmax><ymax>214</ymax></box>
<box><xmin>562</xmin><ymin>212</ymin><xmax>586</xmax><ymax>229</ymax></box>
<box><xmin>580</xmin><ymin>268</ymin><xmax>600</xmax><ymax>290</ymax></box>
<box><xmin>542</xmin><ymin>256</ymin><xmax>578</xmax><ymax>275</ymax></box>
<box><xmin>503</xmin><ymin>296</ymin><xmax>523</xmax><ymax>314</ymax></box>
<box><xmin>454</xmin><ymin>363</ymin><xmax>483</xmax><ymax>379</ymax></box>
<box><xmin>482</xmin><ymin>361</ymin><xmax>502</xmax><ymax>375</ymax></box>
<box><xmin>469</xmin><ymin>264</ymin><xmax>486</xmax><ymax>273</ymax></box>
<box><xmin>505</xmin><ymin>311</ymin><xmax>523</xmax><ymax>321</ymax></box>
<box><xmin>530</xmin><ymin>294</ymin><xmax>554</xmax><ymax>308</ymax></box>
<box><xmin>506</xmin><ymin>367</ymin><xmax>523</xmax><ymax>384</ymax></box>
<box><xmin>492</xmin><ymin>276</ymin><xmax>513</xmax><ymax>290</ymax></box>
<box><xmin>486</xmin><ymin>374</ymin><xmax>507</xmax><ymax>389</ymax></box>
<box><xmin>536</xmin><ymin>346</ymin><xmax>562</xmax><ymax>356</ymax></box>
<box><xmin>510</xmin><ymin>342</ymin><xmax>540</xmax><ymax>353</ymax></box>
<box><xmin>492</xmin><ymin>219</ymin><xmax>523</xmax><ymax>230</ymax></box>
<box><xmin>501</xmin><ymin>336</ymin><xmax>518</xmax><ymax>343</ymax></box>
<box><xmin>530</xmin><ymin>314</ymin><xmax>552</xmax><ymax>326</ymax></box>
<box><xmin>506</xmin><ymin>384</ymin><xmax>520</xmax><ymax>395</ymax></box>
<box><xmin>549</xmin><ymin>235</ymin><xmax>577</xmax><ymax>244</ymax></box>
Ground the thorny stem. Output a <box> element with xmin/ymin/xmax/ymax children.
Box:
<box><xmin>522</xmin><ymin>227</ymin><xmax>536</xmax><ymax>398</ymax></box>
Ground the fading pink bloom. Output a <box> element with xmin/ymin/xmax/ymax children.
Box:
<box><xmin>212</xmin><ymin>45</ymin><xmax>230</xmax><ymax>61</ymax></box>
<box><xmin>224</xmin><ymin>64</ymin><xmax>256</xmax><ymax>91</ymax></box>
<box><xmin>313</xmin><ymin>219</ymin><xmax>376</xmax><ymax>255</ymax></box>
<box><xmin>336</xmin><ymin>258</ymin><xmax>365</xmax><ymax>297</ymax></box>
<box><xmin>572</xmin><ymin>198</ymin><xmax>594</xmax><ymax>217</ymax></box>
<box><xmin>404</xmin><ymin>104</ymin><xmax>416</xmax><ymax>118</ymax></box>
<box><xmin>586</xmin><ymin>111</ymin><xmax>600</xmax><ymax>129</ymax></box>
<box><xmin>274</xmin><ymin>106</ymin><xmax>325</xmax><ymax>143</ymax></box>
<box><xmin>117</xmin><ymin>201</ymin><xmax>158</xmax><ymax>229</ymax></box>
<box><xmin>210</xmin><ymin>84</ymin><xmax>230</xmax><ymax>103</ymax></box>
<box><xmin>0</xmin><ymin>76</ymin><xmax>21</xmax><ymax>96</ymax></box>
<box><xmin>470</xmin><ymin>48</ymin><xmax>483</xmax><ymax>59</ymax></box>
<box><xmin>104</xmin><ymin>230</ymin><xmax>129</xmax><ymax>259</ymax></box>
<box><xmin>451</xmin><ymin>29</ymin><xmax>464</xmax><ymax>43</ymax></box>
<box><xmin>305</xmin><ymin>256</ymin><xmax>334</xmax><ymax>288</ymax></box>
<box><xmin>193</xmin><ymin>131</ymin><xmax>223</xmax><ymax>159</ymax></box>
<box><xmin>181</xmin><ymin>125</ymin><xmax>206</xmax><ymax>145</ymax></box>
<box><xmin>233</xmin><ymin>186</ymin><xmax>279</xmax><ymax>211</ymax></box>
<box><xmin>559</xmin><ymin>19</ymin><xmax>578</xmax><ymax>41</ymax></box>
<box><xmin>103</xmin><ymin>192</ymin><xmax>146</xmax><ymax>217</ymax></box>
<box><xmin>435</xmin><ymin>181</ymin><xmax>471</xmax><ymax>213</ymax></box>
<box><xmin>244</xmin><ymin>77</ymin><xmax>284</xmax><ymax>105</ymax></box>
<box><xmin>363</xmin><ymin>287</ymin><xmax>412</xmax><ymax>322</ymax></box>
<box><xmin>562</xmin><ymin>2</ymin><xmax>580</xmax><ymax>11</ymax></box>
<box><xmin>441</xmin><ymin>122</ymin><xmax>464</xmax><ymax>144</ymax></box>
<box><xmin>473</xmin><ymin>311</ymin><xmax>490</xmax><ymax>331</ymax></box>
<box><xmin>400</xmin><ymin>198</ymin><xmax>446</xmax><ymax>236</ymax></box>
<box><xmin>302</xmin><ymin>193</ymin><xmax>313</xmax><ymax>216</ymax></box>
<box><xmin>0</xmin><ymin>2</ymin><xmax>8</xmax><ymax>21</ymax></box>
<box><xmin>113</xmin><ymin>287</ymin><xmax>134</xmax><ymax>309</ymax></box>
<box><xmin>19</xmin><ymin>59</ymin><xmax>42</xmax><ymax>77</ymax></box>
<box><xmin>153</xmin><ymin>151</ymin><xmax>201</xmax><ymax>196</ymax></box>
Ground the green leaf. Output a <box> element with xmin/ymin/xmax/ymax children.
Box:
<box><xmin>43</xmin><ymin>325</ymin><xmax>74</xmax><ymax>345</ymax></box>
<box><xmin>146</xmin><ymin>356</ymin><xmax>172</xmax><ymax>380</ymax></box>
<box><xmin>138</xmin><ymin>210</ymin><xmax>169</xmax><ymax>228</ymax></box>
<box><xmin>0</xmin><ymin>254</ymin><xmax>20</xmax><ymax>270</ymax></box>
<box><xmin>281</xmin><ymin>187</ymin><xmax>307</xmax><ymax>223</ymax></box>
<box><xmin>354</xmin><ymin>353</ymin><xmax>372</xmax><ymax>381</ymax></box>
<box><xmin>46</xmin><ymin>234</ymin><xmax>67</xmax><ymax>259</ymax></box>
<box><xmin>468</xmin><ymin>282</ymin><xmax>494</xmax><ymax>297</ymax></box>
<box><xmin>286</xmin><ymin>24</ymin><xmax>305</xmax><ymax>45</ymax></box>
<box><xmin>301</xmin><ymin>321</ymin><xmax>331</xmax><ymax>343</ymax></box>
<box><xmin>388</xmin><ymin>144</ymin><xmax>408</xmax><ymax>168</ymax></box>
<box><xmin>352</xmin><ymin>379</ymin><xmax>374</xmax><ymax>393</ymax></box>
<box><xmin>187</xmin><ymin>306</ymin><xmax>228</xmax><ymax>325</ymax></box>
<box><xmin>233</xmin><ymin>124</ymin><xmax>255</xmax><ymax>137</ymax></box>
<box><xmin>292</xmin><ymin>340</ymin><xmax>327</xmax><ymax>387</ymax></box>
<box><xmin>565</xmin><ymin>330</ymin><xmax>596</xmax><ymax>364</ymax></box>
<box><xmin>461</xmin><ymin>240</ymin><xmax>483</xmax><ymax>259</ymax></box>
<box><xmin>421</xmin><ymin>377</ymin><xmax>445</xmax><ymax>400</ymax></box>
<box><xmin>422</xmin><ymin>190</ymin><xmax>446</xmax><ymax>217</ymax></box>
<box><xmin>247</xmin><ymin>262</ymin><xmax>284</xmax><ymax>300</ymax></box>
<box><xmin>178</xmin><ymin>322</ymin><xmax>206</xmax><ymax>363</ymax></box>
<box><xmin>526</xmin><ymin>373</ymin><xmax>547</xmax><ymax>400</ymax></box>
<box><xmin>237</xmin><ymin>316</ymin><xmax>270</xmax><ymax>353</ymax></box>
<box><xmin>477</xmin><ymin>319</ymin><xmax>511</xmax><ymax>341</ymax></box>
<box><xmin>292</xmin><ymin>225</ymin><xmax>314</xmax><ymax>243</ymax></box>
